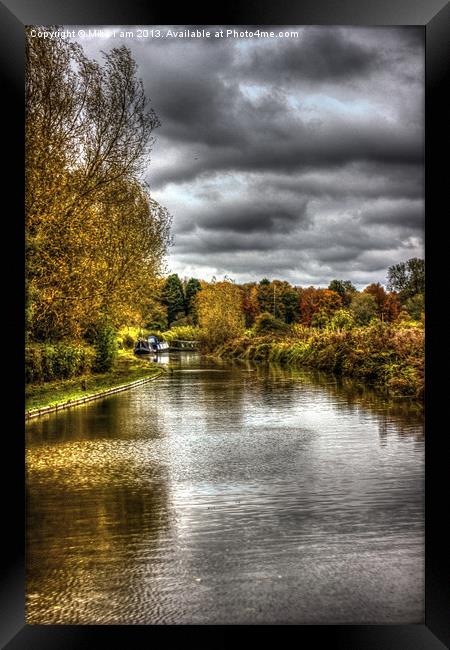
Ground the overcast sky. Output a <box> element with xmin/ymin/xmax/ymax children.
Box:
<box><xmin>73</xmin><ymin>26</ymin><xmax>424</xmax><ymax>288</ymax></box>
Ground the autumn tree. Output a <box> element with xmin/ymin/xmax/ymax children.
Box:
<box><xmin>363</xmin><ymin>283</ymin><xmax>388</xmax><ymax>320</ymax></box>
<box><xmin>298</xmin><ymin>287</ymin><xmax>342</xmax><ymax>326</ymax></box>
<box><xmin>383</xmin><ymin>292</ymin><xmax>402</xmax><ymax>322</ymax></box>
<box><xmin>241</xmin><ymin>284</ymin><xmax>260</xmax><ymax>328</ymax></box>
<box><xmin>196</xmin><ymin>280</ymin><xmax>245</xmax><ymax>349</ymax></box>
<box><xmin>26</xmin><ymin>30</ymin><xmax>170</xmax><ymax>340</ymax></box>
<box><xmin>256</xmin><ymin>279</ymin><xmax>300</xmax><ymax>323</ymax></box>
<box><xmin>404</xmin><ymin>293</ymin><xmax>425</xmax><ymax>321</ymax></box>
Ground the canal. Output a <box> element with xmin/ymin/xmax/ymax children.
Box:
<box><xmin>26</xmin><ymin>353</ymin><xmax>424</xmax><ymax>624</ymax></box>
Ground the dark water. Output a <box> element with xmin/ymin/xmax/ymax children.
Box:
<box><xmin>26</xmin><ymin>354</ymin><xmax>424</xmax><ymax>624</ymax></box>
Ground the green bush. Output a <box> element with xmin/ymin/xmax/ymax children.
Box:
<box><xmin>121</xmin><ymin>333</ymin><xmax>135</xmax><ymax>349</ymax></box>
<box><xmin>161</xmin><ymin>325</ymin><xmax>202</xmax><ymax>343</ymax></box>
<box><xmin>25</xmin><ymin>343</ymin><xmax>95</xmax><ymax>384</ymax></box>
<box><xmin>92</xmin><ymin>323</ymin><xmax>118</xmax><ymax>373</ymax></box>
<box><xmin>253</xmin><ymin>312</ymin><xmax>290</xmax><ymax>335</ymax></box>
<box><xmin>25</xmin><ymin>346</ymin><xmax>43</xmax><ymax>384</ymax></box>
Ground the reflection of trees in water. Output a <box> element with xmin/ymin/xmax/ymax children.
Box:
<box><xmin>224</xmin><ymin>357</ymin><xmax>301</xmax><ymax>407</ymax></box>
<box><xmin>26</xmin><ymin>397</ymin><xmax>133</xmax><ymax>444</ymax></box>
<box><xmin>26</xmin><ymin>391</ymin><xmax>173</xmax><ymax>623</ymax></box>
<box><xmin>27</xmin><ymin>466</ymin><xmax>171</xmax><ymax>623</ymax></box>
<box><xmin>331</xmin><ymin>375</ymin><xmax>424</xmax><ymax>442</ymax></box>
<box><xmin>308</xmin><ymin>370</ymin><xmax>423</xmax><ymax>442</ymax></box>
<box><xmin>26</xmin><ymin>389</ymin><xmax>166</xmax><ymax>445</ymax></box>
<box><xmin>225</xmin><ymin>357</ymin><xmax>423</xmax><ymax>442</ymax></box>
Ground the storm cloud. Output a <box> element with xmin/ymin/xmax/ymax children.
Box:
<box><xmin>74</xmin><ymin>26</ymin><xmax>424</xmax><ymax>288</ymax></box>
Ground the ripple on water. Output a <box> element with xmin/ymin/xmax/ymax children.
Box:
<box><xmin>26</xmin><ymin>358</ymin><xmax>424</xmax><ymax>624</ymax></box>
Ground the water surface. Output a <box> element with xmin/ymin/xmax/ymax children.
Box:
<box><xmin>26</xmin><ymin>354</ymin><xmax>424</xmax><ymax>624</ymax></box>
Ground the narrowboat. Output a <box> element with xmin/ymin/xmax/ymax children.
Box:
<box><xmin>134</xmin><ymin>335</ymin><xmax>170</xmax><ymax>355</ymax></box>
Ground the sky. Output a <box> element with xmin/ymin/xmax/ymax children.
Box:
<box><xmin>72</xmin><ymin>26</ymin><xmax>424</xmax><ymax>289</ymax></box>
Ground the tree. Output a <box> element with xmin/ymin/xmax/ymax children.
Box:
<box><xmin>298</xmin><ymin>287</ymin><xmax>342</xmax><ymax>326</ymax></box>
<box><xmin>280</xmin><ymin>287</ymin><xmax>300</xmax><ymax>324</ymax></box>
<box><xmin>184</xmin><ymin>278</ymin><xmax>202</xmax><ymax>322</ymax></box>
<box><xmin>241</xmin><ymin>284</ymin><xmax>260</xmax><ymax>328</ymax></box>
<box><xmin>329</xmin><ymin>309</ymin><xmax>355</xmax><ymax>330</ymax></box>
<box><xmin>253</xmin><ymin>312</ymin><xmax>289</xmax><ymax>335</ymax></box>
<box><xmin>364</xmin><ymin>283</ymin><xmax>387</xmax><ymax>320</ymax></box>
<box><xmin>383</xmin><ymin>292</ymin><xmax>402</xmax><ymax>322</ymax></box>
<box><xmin>162</xmin><ymin>274</ymin><xmax>185</xmax><ymax>328</ymax></box>
<box><xmin>404</xmin><ymin>293</ymin><xmax>425</xmax><ymax>321</ymax></box>
<box><xmin>350</xmin><ymin>292</ymin><xmax>378</xmax><ymax>325</ymax></box>
<box><xmin>387</xmin><ymin>258</ymin><xmax>425</xmax><ymax>301</ymax></box>
<box><xmin>26</xmin><ymin>32</ymin><xmax>170</xmax><ymax>340</ymax></box>
<box><xmin>257</xmin><ymin>278</ymin><xmax>276</xmax><ymax>316</ymax></box>
<box><xmin>256</xmin><ymin>279</ymin><xmax>300</xmax><ymax>323</ymax></box>
<box><xmin>328</xmin><ymin>280</ymin><xmax>356</xmax><ymax>307</ymax></box>
<box><xmin>196</xmin><ymin>280</ymin><xmax>245</xmax><ymax>349</ymax></box>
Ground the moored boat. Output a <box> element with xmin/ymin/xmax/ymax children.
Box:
<box><xmin>134</xmin><ymin>335</ymin><xmax>169</xmax><ymax>355</ymax></box>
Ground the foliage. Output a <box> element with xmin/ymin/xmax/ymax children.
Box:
<box><xmin>328</xmin><ymin>309</ymin><xmax>355</xmax><ymax>330</ymax></box>
<box><xmin>26</xmin><ymin>32</ymin><xmax>171</xmax><ymax>341</ymax></box>
<box><xmin>387</xmin><ymin>258</ymin><xmax>425</xmax><ymax>301</ymax></box>
<box><xmin>253</xmin><ymin>312</ymin><xmax>290</xmax><ymax>335</ymax></box>
<box><xmin>328</xmin><ymin>279</ymin><xmax>356</xmax><ymax>306</ymax></box>
<box><xmin>256</xmin><ymin>279</ymin><xmax>300</xmax><ymax>323</ymax></box>
<box><xmin>241</xmin><ymin>284</ymin><xmax>260</xmax><ymax>327</ymax></box>
<box><xmin>117</xmin><ymin>326</ymin><xmax>147</xmax><ymax>350</ymax></box>
<box><xmin>26</xmin><ymin>350</ymin><xmax>162</xmax><ymax>410</ymax></box>
<box><xmin>350</xmin><ymin>292</ymin><xmax>378</xmax><ymax>325</ymax></box>
<box><xmin>160</xmin><ymin>325</ymin><xmax>201</xmax><ymax>342</ymax></box>
<box><xmin>299</xmin><ymin>287</ymin><xmax>342</xmax><ymax>326</ymax></box>
<box><xmin>184</xmin><ymin>278</ymin><xmax>202</xmax><ymax>322</ymax></box>
<box><xmin>91</xmin><ymin>322</ymin><xmax>118</xmax><ymax>373</ymax></box>
<box><xmin>25</xmin><ymin>342</ymin><xmax>96</xmax><ymax>384</ymax></box>
<box><xmin>161</xmin><ymin>274</ymin><xmax>185</xmax><ymax>328</ymax></box>
<box><xmin>403</xmin><ymin>293</ymin><xmax>424</xmax><ymax>321</ymax></box>
<box><xmin>196</xmin><ymin>280</ymin><xmax>245</xmax><ymax>349</ymax></box>
<box><xmin>310</xmin><ymin>309</ymin><xmax>330</xmax><ymax>329</ymax></box>
<box><xmin>219</xmin><ymin>322</ymin><xmax>424</xmax><ymax>399</ymax></box>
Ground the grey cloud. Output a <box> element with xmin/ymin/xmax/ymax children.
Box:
<box><xmin>242</xmin><ymin>28</ymin><xmax>380</xmax><ymax>83</ymax></box>
<box><xmin>361</xmin><ymin>200</ymin><xmax>424</xmax><ymax>229</ymax></box>
<box><xmin>196</xmin><ymin>201</ymin><xmax>309</xmax><ymax>234</ymax></box>
<box><xmin>71</xmin><ymin>26</ymin><xmax>424</xmax><ymax>287</ymax></box>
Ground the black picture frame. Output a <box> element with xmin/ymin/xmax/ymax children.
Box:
<box><xmin>1</xmin><ymin>0</ymin><xmax>448</xmax><ymax>647</ymax></box>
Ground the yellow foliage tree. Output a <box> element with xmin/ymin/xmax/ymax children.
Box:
<box><xmin>196</xmin><ymin>281</ymin><xmax>245</xmax><ymax>349</ymax></box>
<box><xmin>25</xmin><ymin>30</ymin><xmax>171</xmax><ymax>341</ymax></box>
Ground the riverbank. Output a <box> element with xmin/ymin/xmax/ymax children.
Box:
<box><xmin>217</xmin><ymin>322</ymin><xmax>424</xmax><ymax>400</ymax></box>
<box><xmin>25</xmin><ymin>350</ymin><xmax>164</xmax><ymax>416</ymax></box>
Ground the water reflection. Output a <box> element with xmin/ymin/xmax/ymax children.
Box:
<box><xmin>26</xmin><ymin>353</ymin><xmax>424</xmax><ymax>624</ymax></box>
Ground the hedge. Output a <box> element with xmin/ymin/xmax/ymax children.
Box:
<box><xmin>25</xmin><ymin>343</ymin><xmax>96</xmax><ymax>384</ymax></box>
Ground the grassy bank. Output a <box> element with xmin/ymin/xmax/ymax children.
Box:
<box><xmin>217</xmin><ymin>322</ymin><xmax>424</xmax><ymax>400</ymax></box>
<box><xmin>25</xmin><ymin>350</ymin><xmax>164</xmax><ymax>413</ymax></box>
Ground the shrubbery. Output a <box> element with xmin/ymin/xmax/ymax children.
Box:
<box><xmin>26</xmin><ymin>321</ymin><xmax>119</xmax><ymax>383</ymax></box>
<box><xmin>91</xmin><ymin>322</ymin><xmax>118</xmax><ymax>373</ymax></box>
<box><xmin>219</xmin><ymin>322</ymin><xmax>424</xmax><ymax>399</ymax></box>
<box><xmin>160</xmin><ymin>325</ymin><xmax>201</xmax><ymax>343</ymax></box>
<box><xmin>252</xmin><ymin>312</ymin><xmax>290</xmax><ymax>335</ymax></box>
<box><xmin>25</xmin><ymin>343</ymin><xmax>96</xmax><ymax>384</ymax></box>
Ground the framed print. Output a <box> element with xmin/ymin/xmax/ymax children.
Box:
<box><xmin>1</xmin><ymin>0</ymin><xmax>449</xmax><ymax>647</ymax></box>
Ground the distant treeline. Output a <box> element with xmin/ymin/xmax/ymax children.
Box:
<box><xmin>153</xmin><ymin>259</ymin><xmax>424</xmax><ymax>399</ymax></box>
<box><xmin>151</xmin><ymin>257</ymin><xmax>424</xmax><ymax>335</ymax></box>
